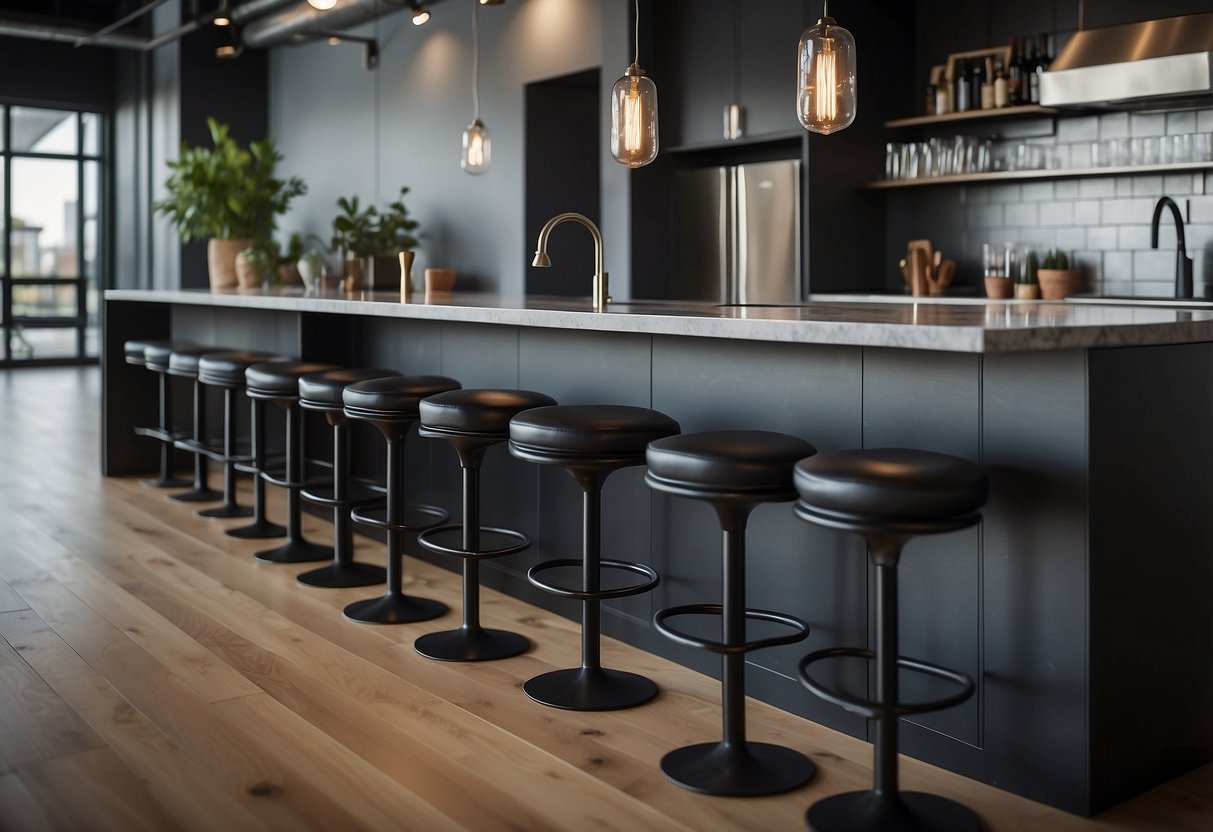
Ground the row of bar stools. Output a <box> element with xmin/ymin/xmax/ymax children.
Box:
<box><xmin>415</xmin><ymin>388</ymin><xmax>556</xmax><ymax>661</ymax></box>
<box><xmin>509</xmin><ymin>405</ymin><xmax>680</xmax><ymax>710</ymax></box>
<box><xmin>196</xmin><ymin>351</ymin><xmax>283</xmax><ymax>519</ymax></box>
<box><xmin>794</xmin><ymin>448</ymin><xmax>987</xmax><ymax>832</ymax></box>
<box><xmin>246</xmin><ymin>361</ymin><xmax>340</xmax><ymax>564</ymax></box>
<box><xmin>341</xmin><ymin>374</ymin><xmax>461</xmax><ymax>624</ymax></box>
<box><xmin>297</xmin><ymin>368</ymin><xmax>401</xmax><ymax>588</ymax></box>
<box><xmin>647</xmin><ymin>430</ymin><xmax>818</xmax><ymax>796</ymax></box>
<box><xmin>158</xmin><ymin>344</ymin><xmax>230</xmax><ymax>503</ymax></box>
<box><xmin>124</xmin><ymin>338</ymin><xmax>191</xmax><ymax>489</ymax></box>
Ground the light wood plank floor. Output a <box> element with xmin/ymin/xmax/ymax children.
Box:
<box><xmin>0</xmin><ymin>366</ymin><xmax>1209</xmax><ymax>831</ymax></box>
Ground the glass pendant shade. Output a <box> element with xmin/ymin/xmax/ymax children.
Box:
<box><xmin>796</xmin><ymin>17</ymin><xmax>857</xmax><ymax>135</ymax></box>
<box><xmin>610</xmin><ymin>65</ymin><xmax>659</xmax><ymax>168</ymax></box>
<box><xmin>461</xmin><ymin>119</ymin><xmax>491</xmax><ymax>174</ymax></box>
<box><xmin>307</xmin><ymin>0</ymin><xmax>338</xmax><ymax>10</ymax></box>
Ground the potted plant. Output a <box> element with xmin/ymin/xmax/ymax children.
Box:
<box><xmin>330</xmin><ymin>188</ymin><xmax>421</xmax><ymax>291</ymax></box>
<box><xmin>1038</xmin><ymin>249</ymin><xmax>1081</xmax><ymax>300</ymax></box>
<box><xmin>276</xmin><ymin>233</ymin><xmax>305</xmax><ymax>286</ymax></box>
<box><xmin>235</xmin><ymin>244</ymin><xmax>275</xmax><ymax>289</ymax></box>
<box><xmin>1015</xmin><ymin>250</ymin><xmax>1040</xmax><ymax>300</ymax></box>
<box><xmin>156</xmin><ymin>118</ymin><xmax>307</xmax><ymax>290</ymax></box>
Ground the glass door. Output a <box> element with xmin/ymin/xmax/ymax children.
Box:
<box><xmin>2</xmin><ymin>105</ymin><xmax>105</xmax><ymax>365</ymax></box>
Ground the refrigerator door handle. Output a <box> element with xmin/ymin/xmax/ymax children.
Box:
<box><xmin>734</xmin><ymin>166</ymin><xmax>748</xmax><ymax>303</ymax></box>
<box><xmin>719</xmin><ymin>166</ymin><xmax>732</xmax><ymax>305</ymax></box>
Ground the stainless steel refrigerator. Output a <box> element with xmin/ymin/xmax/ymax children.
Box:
<box><xmin>671</xmin><ymin>159</ymin><xmax>801</xmax><ymax>304</ymax></box>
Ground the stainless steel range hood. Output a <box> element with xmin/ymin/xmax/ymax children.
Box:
<box><xmin>1040</xmin><ymin>12</ymin><xmax>1213</xmax><ymax>109</ymax></box>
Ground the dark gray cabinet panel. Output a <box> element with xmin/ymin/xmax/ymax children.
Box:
<box><xmin>737</xmin><ymin>0</ymin><xmax>805</xmax><ymax>137</ymax></box>
<box><xmin>667</xmin><ymin>0</ymin><xmax>735</xmax><ymax>146</ymax></box>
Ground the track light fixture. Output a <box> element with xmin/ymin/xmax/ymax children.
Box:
<box><xmin>411</xmin><ymin>4</ymin><xmax>431</xmax><ymax>26</ymax></box>
<box><xmin>212</xmin><ymin>0</ymin><xmax>232</xmax><ymax>27</ymax></box>
<box><xmin>307</xmin><ymin>0</ymin><xmax>339</xmax><ymax>9</ymax></box>
<box><xmin>321</xmin><ymin>32</ymin><xmax>379</xmax><ymax>70</ymax></box>
<box><xmin>215</xmin><ymin>23</ymin><xmax>241</xmax><ymax>58</ymax></box>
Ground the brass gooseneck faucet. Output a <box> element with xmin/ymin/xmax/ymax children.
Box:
<box><xmin>531</xmin><ymin>212</ymin><xmax>609</xmax><ymax>312</ymax></box>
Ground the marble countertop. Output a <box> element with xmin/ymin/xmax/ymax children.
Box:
<box><xmin>104</xmin><ymin>287</ymin><xmax>1213</xmax><ymax>353</ymax></box>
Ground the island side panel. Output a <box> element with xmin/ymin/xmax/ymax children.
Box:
<box><xmin>983</xmin><ymin>349</ymin><xmax>1091</xmax><ymax>814</ymax></box>
<box><xmin>1088</xmin><ymin>343</ymin><xmax>1213</xmax><ymax>813</ymax></box>
<box><xmin>102</xmin><ymin>299</ymin><xmax>171</xmax><ymax>475</ymax></box>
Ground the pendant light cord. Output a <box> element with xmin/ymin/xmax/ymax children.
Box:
<box><xmin>471</xmin><ymin>0</ymin><xmax>480</xmax><ymax>120</ymax></box>
<box><xmin>633</xmin><ymin>0</ymin><xmax>639</xmax><ymax>65</ymax></box>
<box><xmin>823</xmin><ymin>0</ymin><xmax>829</xmax><ymax>17</ymax></box>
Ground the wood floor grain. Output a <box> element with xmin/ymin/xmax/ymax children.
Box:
<box><xmin>0</xmin><ymin>366</ymin><xmax>1208</xmax><ymax>831</ymax></box>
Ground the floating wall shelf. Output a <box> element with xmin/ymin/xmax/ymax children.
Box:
<box><xmin>865</xmin><ymin>161</ymin><xmax>1213</xmax><ymax>190</ymax></box>
<box><xmin>884</xmin><ymin>105</ymin><xmax>1061</xmax><ymax>129</ymax></box>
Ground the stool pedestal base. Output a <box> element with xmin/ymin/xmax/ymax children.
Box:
<box><xmin>255</xmin><ymin>539</ymin><xmax>333</xmax><ymax>564</ymax></box>
<box><xmin>343</xmin><ymin>592</ymin><xmax>447</xmax><ymax>625</ymax></box>
<box><xmin>524</xmin><ymin>665</ymin><xmax>657</xmax><ymax>711</ymax></box>
<box><xmin>142</xmin><ymin>475</ymin><xmax>191</xmax><ymax>489</ymax></box>
<box><xmin>415</xmin><ymin>626</ymin><xmax>528</xmax><ymax>662</ymax></box>
<box><xmin>806</xmin><ymin>790</ymin><xmax>980</xmax><ymax>832</ymax></box>
<box><xmin>661</xmin><ymin>741</ymin><xmax>816</xmax><ymax>797</ymax></box>
<box><xmin>226</xmin><ymin>518</ymin><xmax>287</xmax><ymax>539</ymax></box>
<box><xmin>170</xmin><ymin>487</ymin><xmax>223</xmax><ymax>503</ymax></box>
<box><xmin>297</xmin><ymin>561</ymin><xmax>386</xmax><ymax>588</ymax></box>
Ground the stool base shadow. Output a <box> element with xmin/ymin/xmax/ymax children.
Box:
<box><xmin>343</xmin><ymin>592</ymin><xmax>447</xmax><ymax>625</ymax></box>
<box><xmin>524</xmin><ymin>665</ymin><xmax>657</xmax><ymax>711</ymax></box>
<box><xmin>255</xmin><ymin>539</ymin><xmax>334</xmax><ymax>564</ymax></box>
<box><xmin>170</xmin><ymin>487</ymin><xmax>223</xmax><ymax>503</ymax></box>
<box><xmin>661</xmin><ymin>741</ymin><xmax>816</xmax><ymax>797</ymax></box>
<box><xmin>226</xmin><ymin>518</ymin><xmax>287</xmax><ymax>540</ymax></box>
<box><xmin>142</xmin><ymin>475</ymin><xmax>191</xmax><ymax>489</ymax></box>
<box><xmin>806</xmin><ymin>790</ymin><xmax>980</xmax><ymax>832</ymax></box>
<box><xmin>298</xmin><ymin>561</ymin><xmax>386</xmax><ymax>588</ymax></box>
<box><xmin>416</xmin><ymin>625</ymin><xmax>529</xmax><ymax>662</ymax></box>
<box><xmin>198</xmin><ymin>503</ymin><xmax>254</xmax><ymax>519</ymax></box>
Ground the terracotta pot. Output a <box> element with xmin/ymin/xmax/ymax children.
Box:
<box><xmin>342</xmin><ymin>257</ymin><xmax>364</xmax><ymax>292</ymax></box>
<box><xmin>234</xmin><ymin>251</ymin><xmax>266</xmax><ymax>289</ymax></box>
<box><xmin>207</xmin><ymin>238</ymin><xmax>251</xmax><ymax>290</ymax></box>
<box><xmin>424</xmin><ymin>267</ymin><xmax>456</xmax><ymax>292</ymax></box>
<box><xmin>984</xmin><ymin>276</ymin><xmax>1013</xmax><ymax>299</ymax></box>
<box><xmin>1014</xmin><ymin>283</ymin><xmax>1041</xmax><ymax>300</ymax></box>
<box><xmin>1038</xmin><ymin>268</ymin><xmax>1081</xmax><ymax>300</ymax></box>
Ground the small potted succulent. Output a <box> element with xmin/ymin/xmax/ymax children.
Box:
<box><xmin>1037</xmin><ymin>249</ymin><xmax>1081</xmax><ymax>300</ymax></box>
<box><xmin>330</xmin><ymin>187</ymin><xmax>421</xmax><ymax>291</ymax></box>
<box><xmin>1015</xmin><ymin>250</ymin><xmax>1040</xmax><ymax>300</ymax></box>
<box><xmin>235</xmin><ymin>244</ymin><xmax>275</xmax><ymax>288</ymax></box>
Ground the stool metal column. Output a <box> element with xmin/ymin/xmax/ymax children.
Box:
<box><xmin>647</xmin><ymin>430</ymin><xmax>818</xmax><ymax>796</ymax></box>
<box><xmin>509</xmin><ymin>404</ymin><xmax>679</xmax><ymax>711</ymax></box>
<box><xmin>159</xmin><ymin>345</ymin><xmax>231</xmax><ymax>504</ymax></box>
<box><xmin>794</xmin><ymin>448</ymin><xmax>988</xmax><ymax>832</ymax></box>
<box><xmin>125</xmin><ymin>338</ymin><xmax>189</xmax><ymax>489</ymax></box>
<box><xmin>226</xmin><ymin>391</ymin><xmax>288</xmax><ymax>540</ymax></box>
<box><xmin>341</xmin><ymin>375</ymin><xmax>461</xmax><ymax>624</ymax></box>
<box><xmin>414</xmin><ymin>388</ymin><xmax>556</xmax><ymax>661</ymax></box>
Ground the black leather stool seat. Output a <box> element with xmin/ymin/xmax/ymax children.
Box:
<box><xmin>246</xmin><ymin>361</ymin><xmax>339</xmax><ymax>399</ymax></box>
<box><xmin>647</xmin><ymin>430</ymin><xmax>817</xmax><ymax>498</ymax></box>
<box><xmin>510</xmin><ymin>405</ymin><xmax>680</xmax><ymax>458</ymax></box>
<box><xmin>198</xmin><ymin>350</ymin><xmax>285</xmax><ymax>387</ymax></box>
<box><xmin>124</xmin><ymin>338</ymin><xmax>174</xmax><ymax>366</ymax></box>
<box><xmin>299</xmin><ymin>368</ymin><xmax>402</xmax><ymax>408</ymax></box>
<box><xmin>794</xmin><ymin>448</ymin><xmax>987</xmax><ymax>521</ymax></box>
<box><xmin>343</xmin><ymin>375</ymin><xmax>462</xmax><ymax>418</ymax></box>
<box><xmin>420</xmin><ymin>389</ymin><xmax>556</xmax><ymax>436</ymax></box>
<box><xmin>161</xmin><ymin>345</ymin><xmax>228</xmax><ymax>376</ymax></box>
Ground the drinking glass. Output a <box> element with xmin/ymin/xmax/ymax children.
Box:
<box><xmin>1107</xmin><ymin>138</ymin><xmax>1128</xmax><ymax>166</ymax></box>
<box><xmin>982</xmin><ymin>243</ymin><xmax>1005</xmax><ymax>277</ymax></box>
<box><xmin>885</xmin><ymin>142</ymin><xmax>902</xmax><ymax>180</ymax></box>
<box><xmin>1192</xmin><ymin>133</ymin><xmax>1212</xmax><ymax>162</ymax></box>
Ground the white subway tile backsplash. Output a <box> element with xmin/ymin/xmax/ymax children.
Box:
<box><xmin>1079</xmin><ymin>178</ymin><xmax>1115</xmax><ymax>198</ymax></box>
<box><xmin>988</xmin><ymin>184</ymin><xmax>1020</xmax><ymax>203</ymax></box>
<box><xmin>1101</xmin><ymin>198</ymin><xmax>1155</xmax><ymax>225</ymax></box>
<box><xmin>962</xmin><ymin>186</ymin><xmax>988</xmax><ymax>205</ymax></box>
<box><xmin>1103</xmin><ymin>251</ymin><xmax>1132</xmax><ymax>282</ymax></box>
<box><xmin>1133</xmin><ymin>281</ymin><xmax>1175</xmax><ymax>298</ymax></box>
<box><xmin>1118</xmin><ymin>225</ymin><xmax>1151</xmax><ymax>250</ymax></box>
<box><xmin>1129</xmin><ymin>113</ymin><xmax>1167</xmax><ymax>137</ymax></box>
<box><xmin>1100</xmin><ymin>112</ymin><xmax>1129</xmax><ymax>139</ymax></box>
<box><xmin>1054</xmin><ymin>180</ymin><xmax>1079</xmax><ymax>200</ymax></box>
<box><xmin>1074</xmin><ymin>200</ymin><xmax>1100</xmax><ymax>225</ymax></box>
<box><xmin>1040</xmin><ymin>202</ymin><xmax>1073</xmax><ymax>225</ymax></box>
<box><xmin>1133</xmin><ymin>250</ymin><xmax>1177</xmax><ymax>281</ymax></box>
<box><xmin>1115</xmin><ymin>176</ymin><xmax>1136</xmax><ymax>196</ymax></box>
<box><xmin>1197</xmin><ymin>109</ymin><xmax>1213</xmax><ymax>134</ymax></box>
<box><xmin>1059</xmin><ymin>116</ymin><xmax>1099</xmax><ymax>143</ymax></box>
<box><xmin>968</xmin><ymin>204</ymin><xmax>1004</xmax><ymax>228</ymax></box>
<box><xmin>1166</xmin><ymin>112</ymin><xmax>1197</xmax><ymax>135</ymax></box>
<box><xmin>1056</xmin><ymin>227</ymin><xmax>1086</xmax><ymax>251</ymax></box>
<box><xmin>1188</xmin><ymin>197</ymin><xmax>1213</xmax><ymax>224</ymax></box>
<box><xmin>1132</xmin><ymin>175</ymin><xmax>1163</xmax><ymax>197</ymax></box>
<box><xmin>1020</xmin><ymin>181</ymin><xmax>1054</xmax><ymax>201</ymax></box>
<box><xmin>1005</xmin><ymin>203</ymin><xmax>1038</xmax><ymax>226</ymax></box>
<box><xmin>1164</xmin><ymin>174</ymin><xmax>1195</xmax><ymax>196</ymax></box>
<box><xmin>1087</xmin><ymin>226</ymin><xmax>1119</xmax><ymax>250</ymax></box>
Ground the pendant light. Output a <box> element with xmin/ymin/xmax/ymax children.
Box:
<box><xmin>796</xmin><ymin>0</ymin><xmax>857</xmax><ymax>135</ymax></box>
<box><xmin>411</xmin><ymin>3</ymin><xmax>431</xmax><ymax>26</ymax></box>
<box><xmin>610</xmin><ymin>0</ymin><xmax>658</xmax><ymax>168</ymax></box>
<box><xmin>461</xmin><ymin>0</ymin><xmax>490</xmax><ymax>175</ymax></box>
<box><xmin>306</xmin><ymin>0</ymin><xmax>337</xmax><ymax>10</ymax></box>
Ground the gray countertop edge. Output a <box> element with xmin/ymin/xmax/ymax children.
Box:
<box><xmin>104</xmin><ymin>289</ymin><xmax>1213</xmax><ymax>354</ymax></box>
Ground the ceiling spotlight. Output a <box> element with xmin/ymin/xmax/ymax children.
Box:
<box><xmin>307</xmin><ymin>0</ymin><xmax>339</xmax><ymax>9</ymax></box>
<box><xmin>215</xmin><ymin>23</ymin><xmax>242</xmax><ymax>58</ymax></box>
<box><xmin>480</xmin><ymin>0</ymin><xmax>505</xmax><ymax>5</ymax></box>
<box><xmin>212</xmin><ymin>0</ymin><xmax>232</xmax><ymax>26</ymax></box>
<box><xmin>328</xmin><ymin>35</ymin><xmax>342</xmax><ymax>45</ymax></box>
<box><xmin>411</xmin><ymin>4</ymin><xmax>431</xmax><ymax>25</ymax></box>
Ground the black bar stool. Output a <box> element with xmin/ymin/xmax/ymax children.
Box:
<box><xmin>156</xmin><ymin>344</ymin><xmax>233</xmax><ymax>503</ymax></box>
<box><xmin>509</xmin><ymin>404</ymin><xmax>680</xmax><ymax>711</ymax></box>
<box><xmin>245</xmin><ymin>360</ymin><xmax>340</xmax><ymax>564</ymax></box>
<box><xmin>793</xmin><ymin>448</ymin><xmax>988</xmax><ymax>832</ymax></box>
<box><xmin>295</xmin><ymin>368</ymin><xmax>402</xmax><ymax>588</ymax></box>
<box><xmin>414</xmin><ymin>388</ymin><xmax>557</xmax><ymax>661</ymax></box>
<box><xmin>125</xmin><ymin>338</ymin><xmax>190</xmax><ymax>489</ymax></box>
<box><xmin>647</xmin><ymin>430</ymin><xmax>818</xmax><ymax>796</ymax></box>
<box><xmin>341</xmin><ymin>374</ymin><xmax>461</xmax><ymax>624</ymax></box>
<box><xmin>196</xmin><ymin>351</ymin><xmax>282</xmax><ymax>519</ymax></box>
<box><xmin>226</xmin><ymin>381</ymin><xmax>288</xmax><ymax>541</ymax></box>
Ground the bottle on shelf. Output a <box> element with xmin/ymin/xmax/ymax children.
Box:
<box><xmin>970</xmin><ymin>60</ymin><xmax>984</xmax><ymax>111</ymax></box>
<box><xmin>1007</xmin><ymin>35</ymin><xmax>1022</xmax><ymax>105</ymax></box>
<box><xmin>955</xmin><ymin>59</ymin><xmax>971</xmax><ymax>112</ymax></box>
<box><xmin>925</xmin><ymin>82</ymin><xmax>937</xmax><ymax>116</ymax></box>
<box><xmin>935</xmin><ymin>80</ymin><xmax>950</xmax><ymax>115</ymax></box>
<box><xmin>994</xmin><ymin>59</ymin><xmax>1009</xmax><ymax>108</ymax></box>
<box><xmin>981</xmin><ymin>56</ymin><xmax>995</xmax><ymax>109</ymax></box>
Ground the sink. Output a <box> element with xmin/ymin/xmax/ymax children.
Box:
<box><xmin>1064</xmin><ymin>295</ymin><xmax>1213</xmax><ymax>309</ymax></box>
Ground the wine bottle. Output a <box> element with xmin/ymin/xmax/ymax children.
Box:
<box><xmin>956</xmin><ymin>59</ymin><xmax>971</xmax><ymax>111</ymax></box>
<box><xmin>994</xmin><ymin>60</ymin><xmax>1009</xmax><ymax>108</ymax></box>
<box><xmin>981</xmin><ymin>56</ymin><xmax>995</xmax><ymax>109</ymax></box>
<box><xmin>1028</xmin><ymin>37</ymin><xmax>1041</xmax><ymax>104</ymax></box>
<box><xmin>1007</xmin><ymin>35</ymin><xmax>1022</xmax><ymax>105</ymax></box>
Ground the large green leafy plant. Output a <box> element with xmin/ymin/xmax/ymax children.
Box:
<box><xmin>330</xmin><ymin>187</ymin><xmax>420</xmax><ymax>259</ymax></box>
<box><xmin>155</xmin><ymin>118</ymin><xmax>306</xmax><ymax>242</ymax></box>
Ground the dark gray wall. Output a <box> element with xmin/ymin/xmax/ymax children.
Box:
<box><xmin>0</xmin><ymin>34</ymin><xmax>115</xmax><ymax>110</ymax></box>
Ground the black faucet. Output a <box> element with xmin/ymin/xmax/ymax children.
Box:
<box><xmin>1150</xmin><ymin>196</ymin><xmax>1194</xmax><ymax>299</ymax></box>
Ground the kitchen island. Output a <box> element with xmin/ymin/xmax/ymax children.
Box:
<box><xmin>103</xmin><ymin>287</ymin><xmax>1213</xmax><ymax>816</ymax></box>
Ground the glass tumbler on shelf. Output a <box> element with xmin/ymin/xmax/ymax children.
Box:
<box><xmin>982</xmin><ymin>243</ymin><xmax>1005</xmax><ymax>277</ymax></box>
<box><xmin>1193</xmin><ymin>133</ymin><xmax>1212</xmax><ymax>162</ymax></box>
<box><xmin>885</xmin><ymin>142</ymin><xmax>902</xmax><ymax>180</ymax></box>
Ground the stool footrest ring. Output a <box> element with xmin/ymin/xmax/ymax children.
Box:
<box><xmin>301</xmin><ymin>485</ymin><xmax>384</xmax><ymax>509</ymax></box>
<box><xmin>350</xmin><ymin>503</ymin><xmax>448</xmax><ymax>533</ymax></box>
<box><xmin>527</xmin><ymin>558</ymin><xmax>659</xmax><ymax>600</ymax></box>
<box><xmin>654</xmin><ymin>604</ymin><xmax>809</xmax><ymax>655</ymax></box>
<box><xmin>261</xmin><ymin>471</ymin><xmax>331</xmax><ymax>490</ymax></box>
<box><xmin>134</xmin><ymin>425</ymin><xmax>187</xmax><ymax>443</ymax></box>
<box><xmin>417</xmin><ymin>525</ymin><xmax>530</xmax><ymax>560</ymax></box>
<box><xmin>798</xmin><ymin>647</ymin><xmax>975</xmax><ymax>720</ymax></box>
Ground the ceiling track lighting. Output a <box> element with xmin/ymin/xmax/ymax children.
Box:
<box><xmin>214</xmin><ymin>21</ymin><xmax>242</xmax><ymax>58</ymax></box>
<box><xmin>797</xmin><ymin>0</ymin><xmax>857</xmax><ymax>135</ymax></box>
<box><xmin>411</xmin><ymin>4</ymin><xmax>431</xmax><ymax>26</ymax></box>
<box><xmin>321</xmin><ymin>32</ymin><xmax>379</xmax><ymax>70</ymax></box>
<box><xmin>610</xmin><ymin>0</ymin><xmax>659</xmax><ymax>168</ymax></box>
<box><xmin>479</xmin><ymin>0</ymin><xmax>505</xmax><ymax>5</ymax></box>
<box><xmin>307</xmin><ymin>0</ymin><xmax>339</xmax><ymax>9</ymax></box>
<box><xmin>212</xmin><ymin>0</ymin><xmax>232</xmax><ymax>27</ymax></box>
<box><xmin>461</xmin><ymin>0</ymin><xmax>491</xmax><ymax>174</ymax></box>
